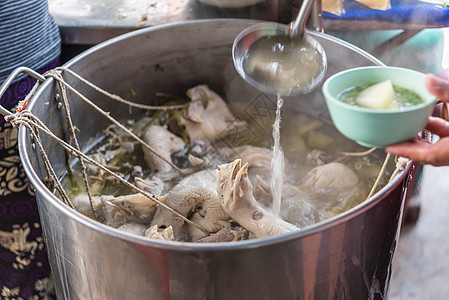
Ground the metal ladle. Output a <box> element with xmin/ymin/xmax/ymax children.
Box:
<box><xmin>232</xmin><ymin>0</ymin><xmax>327</xmax><ymax>96</ymax></box>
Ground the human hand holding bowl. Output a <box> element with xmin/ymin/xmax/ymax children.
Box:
<box><xmin>322</xmin><ymin>66</ymin><xmax>436</xmax><ymax>149</ymax></box>
<box><xmin>386</xmin><ymin>73</ymin><xmax>449</xmax><ymax>166</ymax></box>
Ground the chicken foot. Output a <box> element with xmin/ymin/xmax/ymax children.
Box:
<box><xmin>217</xmin><ymin>159</ymin><xmax>298</xmax><ymax>238</ymax></box>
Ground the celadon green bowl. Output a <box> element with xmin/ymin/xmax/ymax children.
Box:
<box><xmin>322</xmin><ymin>66</ymin><xmax>436</xmax><ymax>148</ymax></box>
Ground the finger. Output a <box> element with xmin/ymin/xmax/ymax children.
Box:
<box><xmin>424</xmin><ymin>116</ymin><xmax>449</xmax><ymax>138</ymax></box>
<box><xmin>385</xmin><ymin>140</ymin><xmax>431</xmax><ymax>165</ymax></box>
<box><xmin>437</xmin><ymin>68</ymin><xmax>449</xmax><ymax>80</ymax></box>
<box><xmin>425</xmin><ymin>74</ymin><xmax>449</xmax><ymax>102</ymax></box>
<box><xmin>386</xmin><ymin>137</ymin><xmax>449</xmax><ymax>166</ymax></box>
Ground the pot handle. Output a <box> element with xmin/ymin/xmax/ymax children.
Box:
<box><xmin>433</xmin><ymin>100</ymin><xmax>449</xmax><ymax>121</ymax></box>
<box><xmin>0</xmin><ymin>67</ymin><xmax>46</xmax><ymax>117</ymax></box>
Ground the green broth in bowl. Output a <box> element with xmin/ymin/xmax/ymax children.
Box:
<box><xmin>322</xmin><ymin>66</ymin><xmax>436</xmax><ymax>148</ymax></box>
<box><xmin>338</xmin><ymin>80</ymin><xmax>425</xmax><ymax>110</ymax></box>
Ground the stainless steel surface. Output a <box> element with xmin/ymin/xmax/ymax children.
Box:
<box><xmin>48</xmin><ymin>0</ymin><xmax>297</xmax><ymax>44</ymax></box>
<box><xmin>0</xmin><ymin>67</ymin><xmax>46</xmax><ymax>116</ymax></box>
<box><xmin>18</xmin><ymin>20</ymin><xmax>410</xmax><ymax>299</ymax></box>
<box><xmin>232</xmin><ymin>22</ymin><xmax>327</xmax><ymax>96</ymax></box>
<box><xmin>198</xmin><ymin>0</ymin><xmax>264</xmax><ymax>8</ymax></box>
<box><xmin>310</xmin><ymin>0</ymin><xmax>323</xmax><ymax>32</ymax></box>
<box><xmin>231</xmin><ymin>0</ymin><xmax>325</xmax><ymax>96</ymax></box>
<box><xmin>289</xmin><ymin>0</ymin><xmax>314</xmax><ymax>38</ymax></box>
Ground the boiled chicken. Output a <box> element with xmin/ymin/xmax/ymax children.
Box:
<box><xmin>151</xmin><ymin>169</ymin><xmax>230</xmax><ymax>239</ymax></box>
<box><xmin>143</xmin><ymin>125</ymin><xmax>185</xmax><ymax>173</ymax></box>
<box><xmin>181</xmin><ymin>85</ymin><xmax>245</xmax><ymax>143</ymax></box>
<box><xmin>217</xmin><ymin>159</ymin><xmax>298</xmax><ymax>238</ymax></box>
<box><xmin>281</xmin><ymin>162</ymin><xmax>364</xmax><ymax>227</ymax></box>
<box><xmin>72</xmin><ymin>193</ymin><xmax>159</xmax><ymax>228</ymax></box>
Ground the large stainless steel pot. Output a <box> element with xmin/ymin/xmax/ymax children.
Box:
<box><xmin>17</xmin><ymin>20</ymin><xmax>410</xmax><ymax>299</ymax></box>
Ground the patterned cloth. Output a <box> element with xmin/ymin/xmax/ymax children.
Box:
<box><xmin>0</xmin><ymin>0</ymin><xmax>61</xmax><ymax>298</ymax></box>
<box><xmin>0</xmin><ymin>59</ymin><xmax>59</xmax><ymax>300</ymax></box>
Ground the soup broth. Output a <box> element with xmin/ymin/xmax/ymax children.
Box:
<box><xmin>62</xmin><ymin>85</ymin><xmax>388</xmax><ymax>242</ymax></box>
<box><xmin>338</xmin><ymin>82</ymin><xmax>424</xmax><ymax>109</ymax></box>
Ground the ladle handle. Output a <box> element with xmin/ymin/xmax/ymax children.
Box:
<box><xmin>0</xmin><ymin>67</ymin><xmax>46</xmax><ymax>117</ymax></box>
<box><xmin>289</xmin><ymin>0</ymin><xmax>315</xmax><ymax>39</ymax></box>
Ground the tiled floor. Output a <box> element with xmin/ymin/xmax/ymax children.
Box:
<box><xmin>390</xmin><ymin>165</ymin><xmax>449</xmax><ymax>299</ymax></box>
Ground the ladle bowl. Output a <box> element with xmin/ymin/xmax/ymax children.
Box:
<box><xmin>232</xmin><ymin>22</ymin><xmax>327</xmax><ymax>96</ymax></box>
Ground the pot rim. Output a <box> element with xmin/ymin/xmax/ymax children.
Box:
<box><xmin>19</xmin><ymin>19</ymin><xmax>408</xmax><ymax>251</ymax></box>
